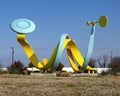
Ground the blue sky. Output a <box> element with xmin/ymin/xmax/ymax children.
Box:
<box><xmin>0</xmin><ymin>0</ymin><xmax>120</xmax><ymax>67</ymax></box>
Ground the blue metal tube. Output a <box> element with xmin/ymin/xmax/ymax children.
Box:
<box><xmin>81</xmin><ymin>25</ymin><xmax>95</xmax><ymax>72</ymax></box>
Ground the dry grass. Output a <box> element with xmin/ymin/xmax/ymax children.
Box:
<box><xmin>0</xmin><ymin>74</ymin><xmax>120</xmax><ymax>96</ymax></box>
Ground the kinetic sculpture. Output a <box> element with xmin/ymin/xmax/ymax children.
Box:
<box><xmin>11</xmin><ymin>16</ymin><xmax>108</xmax><ymax>73</ymax></box>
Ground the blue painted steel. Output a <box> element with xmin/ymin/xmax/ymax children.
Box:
<box><xmin>81</xmin><ymin>26</ymin><xmax>95</xmax><ymax>72</ymax></box>
<box><xmin>11</xmin><ymin>19</ymin><xmax>36</xmax><ymax>34</ymax></box>
<box><xmin>53</xmin><ymin>34</ymin><xmax>67</xmax><ymax>70</ymax></box>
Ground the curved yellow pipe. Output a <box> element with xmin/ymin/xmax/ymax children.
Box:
<box><xmin>17</xmin><ymin>34</ymin><xmax>44</xmax><ymax>68</ymax></box>
<box><xmin>63</xmin><ymin>36</ymin><xmax>97</xmax><ymax>72</ymax></box>
<box><xmin>17</xmin><ymin>34</ymin><xmax>97</xmax><ymax>72</ymax></box>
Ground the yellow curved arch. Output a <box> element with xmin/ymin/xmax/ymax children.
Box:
<box><xmin>17</xmin><ymin>34</ymin><xmax>97</xmax><ymax>73</ymax></box>
<box><xmin>17</xmin><ymin>34</ymin><xmax>60</xmax><ymax>69</ymax></box>
<box><xmin>62</xmin><ymin>35</ymin><xmax>96</xmax><ymax>72</ymax></box>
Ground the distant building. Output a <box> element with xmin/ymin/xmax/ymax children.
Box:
<box><xmin>27</xmin><ymin>67</ymin><xmax>40</xmax><ymax>72</ymax></box>
<box><xmin>62</xmin><ymin>67</ymin><xmax>74</xmax><ymax>73</ymax></box>
<box><xmin>97</xmin><ymin>68</ymin><xmax>111</xmax><ymax>74</ymax></box>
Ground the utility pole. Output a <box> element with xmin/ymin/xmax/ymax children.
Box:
<box><xmin>11</xmin><ymin>47</ymin><xmax>14</xmax><ymax>65</ymax></box>
<box><xmin>110</xmin><ymin>51</ymin><xmax>113</xmax><ymax>64</ymax></box>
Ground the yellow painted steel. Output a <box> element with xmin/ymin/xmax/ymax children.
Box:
<box><xmin>63</xmin><ymin>36</ymin><xmax>97</xmax><ymax>72</ymax></box>
<box><xmin>13</xmin><ymin>16</ymin><xmax>109</xmax><ymax>73</ymax></box>
<box><xmin>17</xmin><ymin>34</ymin><xmax>61</xmax><ymax>69</ymax></box>
<box><xmin>17</xmin><ymin>33</ymin><xmax>97</xmax><ymax>72</ymax></box>
<box><xmin>17</xmin><ymin>34</ymin><xmax>44</xmax><ymax>68</ymax></box>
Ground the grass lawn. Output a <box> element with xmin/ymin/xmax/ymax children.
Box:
<box><xmin>0</xmin><ymin>74</ymin><xmax>120</xmax><ymax>96</ymax></box>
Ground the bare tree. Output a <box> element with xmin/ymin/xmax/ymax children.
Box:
<box><xmin>28</xmin><ymin>62</ymin><xmax>35</xmax><ymax>68</ymax></box>
<box><xmin>0</xmin><ymin>64</ymin><xmax>2</xmax><ymax>68</ymax></box>
<box><xmin>108</xmin><ymin>56</ymin><xmax>120</xmax><ymax>69</ymax></box>
<box><xmin>88</xmin><ymin>58</ymin><xmax>96</xmax><ymax>68</ymax></box>
<box><xmin>97</xmin><ymin>54</ymin><xmax>110</xmax><ymax>68</ymax></box>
